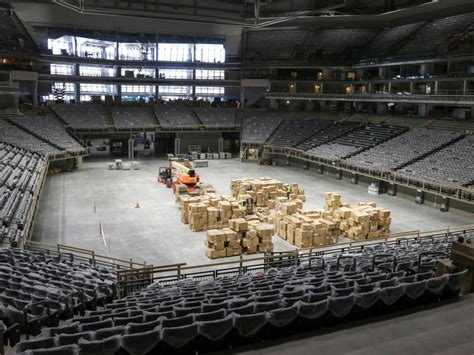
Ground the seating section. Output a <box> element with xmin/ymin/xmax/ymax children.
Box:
<box><xmin>246</xmin><ymin>29</ymin><xmax>308</xmax><ymax>60</ymax></box>
<box><xmin>193</xmin><ymin>108</ymin><xmax>237</xmax><ymax>128</ymax></box>
<box><xmin>14</xmin><ymin>233</ymin><xmax>467</xmax><ymax>354</ymax></box>
<box><xmin>0</xmin><ymin>142</ymin><xmax>46</xmax><ymax>246</ymax></box>
<box><xmin>395</xmin><ymin>12</ymin><xmax>474</xmax><ymax>56</ymax></box>
<box><xmin>266</xmin><ymin>118</ymin><xmax>331</xmax><ymax>148</ymax></box>
<box><xmin>364</xmin><ymin>22</ymin><xmax>426</xmax><ymax>58</ymax></box>
<box><xmin>240</xmin><ymin>114</ymin><xmax>284</xmax><ymax>144</ymax></box>
<box><xmin>153</xmin><ymin>105</ymin><xmax>201</xmax><ymax>128</ymax></box>
<box><xmin>0</xmin><ymin>9</ymin><xmax>37</xmax><ymax>54</ymax></box>
<box><xmin>345</xmin><ymin>128</ymin><xmax>463</xmax><ymax>171</ymax></box>
<box><xmin>51</xmin><ymin>105</ymin><xmax>110</xmax><ymax>129</ymax></box>
<box><xmin>296</xmin><ymin>122</ymin><xmax>360</xmax><ymax>151</ymax></box>
<box><xmin>308</xmin><ymin>29</ymin><xmax>379</xmax><ymax>55</ymax></box>
<box><xmin>305</xmin><ymin>124</ymin><xmax>407</xmax><ymax>161</ymax></box>
<box><xmin>0</xmin><ymin>248</ymin><xmax>116</xmax><ymax>348</ymax></box>
<box><xmin>11</xmin><ymin>115</ymin><xmax>85</xmax><ymax>153</ymax></box>
<box><xmin>0</xmin><ymin>120</ymin><xmax>60</xmax><ymax>155</ymax></box>
<box><xmin>398</xmin><ymin>135</ymin><xmax>474</xmax><ymax>186</ymax></box>
<box><xmin>110</xmin><ymin>107</ymin><xmax>158</xmax><ymax>129</ymax></box>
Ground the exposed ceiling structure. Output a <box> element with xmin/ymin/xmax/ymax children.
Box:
<box><xmin>7</xmin><ymin>0</ymin><xmax>474</xmax><ymax>30</ymax></box>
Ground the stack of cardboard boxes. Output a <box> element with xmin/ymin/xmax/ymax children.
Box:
<box><xmin>205</xmin><ymin>228</ymin><xmax>241</xmax><ymax>259</ymax></box>
<box><xmin>204</xmin><ymin>218</ymin><xmax>274</xmax><ymax>258</ymax></box>
<box><xmin>335</xmin><ymin>203</ymin><xmax>391</xmax><ymax>240</ymax></box>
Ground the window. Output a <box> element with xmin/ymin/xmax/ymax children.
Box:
<box><xmin>119</xmin><ymin>43</ymin><xmax>156</xmax><ymax>61</ymax></box>
<box><xmin>79</xmin><ymin>65</ymin><xmax>116</xmax><ymax>77</ymax></box>
<box><xmin>121</xmin><ymin>85</ymin><xmax>156</xmax><ymax>95</ymax></box>
<box><xmin>195</xmin><ymin>86</ymin><xmax>224</xmax><ymax>95</ymax></box>
<box><xmin>121</xmin><ymin>68</ymin><xmax>156</xmax><ymax>78</ymax></box>
<box><xmin>158</xmin><ymin>43</ymin><xmax>193</xmax><ymax>62</ymax></box>
<box><xmin>158</xmin><ymin>69</ymin><xmax>193</xmax><ymax>79</ymax></box>
<box><xmin>159</xmin><ymin>86</ymin><xmax>192</xmax><ymax>95</ymax></box>
<box><xmin>195</xmin><ymin>44</ymin><xmax>225</xmax><ymax>63</ymax></box>
<box><xmin>195</xmin><ymin>70</ymin><xmax>224</xmax><ymax>80</ymax></box>
<box><xmin>53</xmin><ymin>82</ymin><xmax>75</xmax><ymax>93</ymax></box>
<box><xmin>50</xmin><ymin>64</ymin><xmax>75</xmax><ymax>75</ymax></box>
<box><xmin>48</xmin><ymin>36</ymin><xmax>75</xmax><ymax>55</ymax></box>
<box><xmin>76</xmin><ymin>37</ymin><xmax>116</xmax><ymax>60</ymax></box>
<box><xmin>80</xmin><ymin>83</ymin><xmax>116</xmax><ymax>95</ymax></box>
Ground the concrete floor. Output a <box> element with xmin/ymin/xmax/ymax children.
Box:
<box><xmin>31</xmin><ymin>158</ymin><xmax>472</xmax><ymax>267</ymax></box>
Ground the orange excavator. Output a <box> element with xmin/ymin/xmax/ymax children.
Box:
<box><xmin>158</xmin><ymin>160</ymin><xmax>200</xmax><ymax>193</ymax></box>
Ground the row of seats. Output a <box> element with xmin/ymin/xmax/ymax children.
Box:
<box><xmin>345</xmin><ymin>128</ymin><xmax>464</xmax><ymax>171</ymax></box>
<box><xmin>305</xmin><ymin>124</ymin><xmax>407</xmax><ymax>161</ymax></box>
<box><xmin>51</xmin><ymin>105</ymin><xmax>110</xmax><ymax>129</ymax></box>
<box><xmin>0</xmin><ymin>120</ymin><xmax>60</xmax><ymax>155</ymax></box>
<box><xmin>13</xmin><ymin>233</ymin><xmax>469</xmax><ymax>354</ymax></box>
<box><xmin>363</xmin><ymin>22</ymin><xmax>426</xmax><ymax>58</ymax></box>
<box><xmin>395</xmin><ymin>12</ymin><xmax>474</xmax><ymax>56</ymax></box>
<box><xmin>296</xmin><ymin>121</ymin><xmax>360</xmax><ymax>151</ymax></box>
<box><xmin>152</xmin><ymin>105</ymin><xmax>201</xmax><ymax>128</ymax></box>
<box><xmin>266</xmin><ymin>118</ymin><xmax>331</xmax><ymax>148</ymax></box>
<box><xmin>240</xmin><ymin>114</ymin><xmax>283</xmax><ymax>144</ymax></box>
<box><xmin>0</xmin><ymin>143</ymin><xmax>46</xmax><ymax>246</ymax></box>
<box><xmin>16</xmin><ymin>260</ymin><xmax>467</xmax><ymax>353</ymax></box>
<box><xmin>0</xmin><ymin>9</ymin><xmax>37</xmax><ymax>54</ymax></box>
<box><xmin>0</xmin><ymin>247</ymin><xmax>116</xmax><ymax>348</ymax></box>
<box><xmin>193</xmin><ymin>108</ymin><xmax>237</xmax><ymax>128</ymax></box>
<box><xmin>11</xmin><ymin>115</ymin><xmax>85</xmax><ymax>153</ymax></box>
<box><xmin>398</xmin><ymin>134</ymin><xmax>474</xmax><ymax>186</ymax></box>
<box><xmin>110</xmin><ymin>107</ymin><xmax>158</xmax><ymax>129</ymax></box>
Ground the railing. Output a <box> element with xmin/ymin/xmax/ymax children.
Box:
<box><xmin>265</xmin><ymin>92</ymin><xmax>474</xmax><ymax>104</ymax></box>
<box><xmin>24</xmin><ymin>240</ymin><xmax>147</xmax><ymax>270</ymax></box>
<box><xmin>263</xmin><ymin>145</ymin><xmax>474</xmax><ymax>203</ymax></box>
<box><xmin>114</xmin><ymin>224</ymin><xmax>474</xmax><ymax>298</ymax></box>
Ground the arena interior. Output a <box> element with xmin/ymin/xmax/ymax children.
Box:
<box><xmin>0</xmin><ymin>0</ymin><xmax>473</xmax><ymax>354</ymax></box>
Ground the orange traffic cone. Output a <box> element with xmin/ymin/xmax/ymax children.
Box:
<box><xmin>134</xmin><ymin>200</ymin><xmax>141</xmax><ymax>209</ymax></box>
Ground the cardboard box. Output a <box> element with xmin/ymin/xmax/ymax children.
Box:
<box><xmin>229</xmin><ymin>218</ymin><xmax>248</xmax><ymax>232</ymax></box>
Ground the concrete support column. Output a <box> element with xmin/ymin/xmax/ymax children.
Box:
<box><xmin>33</xmin><ymin>80</ymin><xmax>38</xmax><ymax>107</ymax></box>
<box><xmin>409</xmin><ymin>82</ymin><xmax>414</xmax><ymax>94</ymax></box>
<box><xmin>218</xmin><ymin>137</ymin><xmax>224</xmax><ymax>153</ymax></box>
<box><xmin>387</xmin><ymin>82</ymin><xmax>392</xmax><ymax>93</ymax></box>
<box><xmin>240</xmin><ymin>87</ymin><xmax>246</xmax><ymax>108</ymax></box>
<box><xmin>463</xmin><ymin>80</ymin><xmax>467</xmax><ymax>95</ymax></box>
<box><xmin>418</xmin><ymin>103</ymin><xmax>428</xmax><ymax>117</ymax></box>
<box><xmin>76</xmin><ymin>156</ymin><xmax>83</xmax><ymax>169</ymax></box>
<box><xmin>320</xmin><ymin>82</ymin><xmax>324</xmax><ymax>93</ymax></box>
<box><xmin>434</xmin><ymin>81</ymin><xmax>439</xmax><ymax>95</ymax></box>
<box><xmin>368</xmin><ymin>82</ymin><xmax>373</xmax><ymax>93</ymax></box>
<box><xmin>75</xmin><ymin>83</ymin><xmax>81</xmax><ymax>102</ymax></box>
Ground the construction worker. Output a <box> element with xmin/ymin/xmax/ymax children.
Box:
<box><xmin>286</xmin><ymin>184</ymin><xmax>292</xmax><ymax>200</ymax></box>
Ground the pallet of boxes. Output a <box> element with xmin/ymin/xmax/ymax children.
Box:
<box><xmin>323</xmin><ymin>192</ymin><xmax>391</xmax><ymax>241</ymax></box>
<box><xmin>204</xmin><ymin>218</ymin><xmax>274</xmax><ymax>259</ymax></box>
<box><xmin>272</xmin><ymin>199</ymin><xmax>339</xmax><ymax>249</ymax></box>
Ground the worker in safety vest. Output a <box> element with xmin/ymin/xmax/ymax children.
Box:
<box><xmin>286</xmin><ymin>184</ymin><xmax>292</xmax><ymax>200</ymax></box>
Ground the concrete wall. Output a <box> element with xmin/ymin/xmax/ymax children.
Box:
<box><xmin>176</xmin><ymin>132</ymin><xmax>222</xmax><ymax>153</ymax></box>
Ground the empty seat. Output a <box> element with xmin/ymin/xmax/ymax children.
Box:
<box><xmin>355</xmin><ymin>289</ymin><xmax>380</xmax><ymax>309</ymax></box>
<box><xmin>77</xmin><ymin>335</ymin><xmax>121</xmax><ymax>355</ymax></box>
<box><xmin>233</xmin><ymin>312</ymin><xmax>268</xmax><ymax>337</ymax></box>
<box><xmin>120</xmin><ymin>329</ymin><xmax>161</xmax><ymax>355</ymax></box>
<box><xmin>197</xmin><ymin>315</ymin><xmax>234</xmax><ymax>341</ymax></box>
<box><xmin>328</xmin><ymin>294</ymin><xmax>355</xmax><ymax>317</ymax></box>
<box><xmin>268</xmin><ymin>304</ymin><xmax>299</xmax><ymax>327</ymax></box>
<box><xmin>379</xmin><ymin>284</ymin><xmax>406</xmax><ymax>305</ymax></box>
<box><xmin>161</xmin><ymin>323</ymin><xmax>198</xmax><ymax>348</ymax></box>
